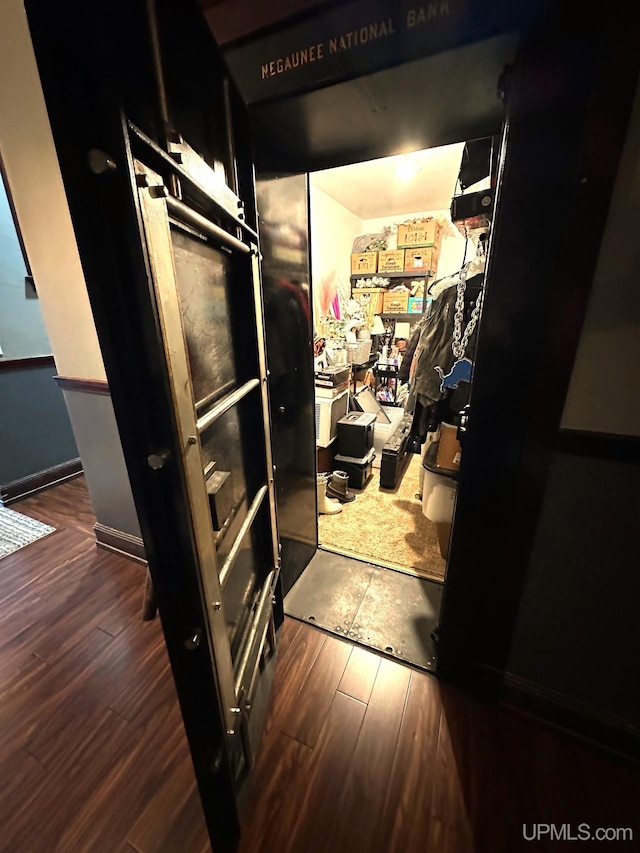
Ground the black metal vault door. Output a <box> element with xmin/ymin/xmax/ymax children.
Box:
<box><xmin>136</xmin><ymin>161</ymin><xmax>281</xmax><ymax>776</ymax></box>
<box><xmin>24</xmin><ymin>0</ymin><xmax>283</xmax><ymax>849</ymax></box>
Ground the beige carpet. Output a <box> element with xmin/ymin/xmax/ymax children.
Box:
<box><xmin>318</xmin><ymin>453</ymin><xmax>446</xmax><ymax>582</ymax></box>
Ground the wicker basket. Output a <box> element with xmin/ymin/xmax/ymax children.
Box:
<box><xmin>345</xmin><ymin>339</ymin><xmax>372</xmax><ymax>365</ymax></box>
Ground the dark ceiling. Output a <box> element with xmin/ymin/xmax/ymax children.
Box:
<box><xmin>199</xmin><ymin>0</ymin><xmax>541</xmax><ymax>173</ymax></box>
<box><xmin>249</xmin><ymin>33</ymin><xmax>518</xmax><ymax>173</ymax></box>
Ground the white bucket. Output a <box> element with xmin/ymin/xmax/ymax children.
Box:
<box><xmin>421</xmin><ymin>468</ymin><xmax>457</xmax><ymax>523</ymax></box>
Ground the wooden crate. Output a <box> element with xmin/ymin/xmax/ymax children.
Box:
<box><xmin>351</xmin><ymin>252</ymin><xmax>378</xmax><ymax>274</ymax></box>
<box><xmin>352</xmin><ymin>287</ymin><xmax>385</xmax><ymax>315</ymax></box>
<box><xmin>404</xmin><ymin>247</ymin><xmax>438</xmax><ymax>273</ymax></box>
<box><xmin>397</xmin><ymin>219</ymin><xmax>442</xmax><ymax>248</ymax></box>
<box><xmin>383</xmin><ymin>291</ymin><xmax>409</xmax><ymax>313</ymax></box>
<box><xmin>377</xmin><ymin>249</ymin><xmax>405</xmax><ymax>273</ymax></box>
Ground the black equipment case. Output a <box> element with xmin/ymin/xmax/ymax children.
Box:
<box><xmin>380</xmin><ymin>413</ymin><xmax>415</xmax><ymax>489</ymax></box>
<box><xmin>333</xmin><ymin>447</ymin><xmax>375</xmax><ymax>490</ymax></box>
<box><xmin>336</xmin><ymin>411</ymin><xmax>376</xmax><ymax>458</ymax></box>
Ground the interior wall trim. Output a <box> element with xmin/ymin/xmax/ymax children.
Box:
<box><xmin>483</xmin><ymin>666</ymin><xmax>640</xmax><ymax>767</ymax></box>
<box><xmin>556</xmin><ymin>429</ymin><xmax>640</xmax><ymax>462</ymax></box>
<box><xmin>93</xmin><ymin>521</ymin><xmax>148</xmax><ymax>565</ymax></box>
<box><xmin>53</xmin><ymin>375</ymin><xmax>110</xmax><ymax>395</ymax></box>
<box><xmin>0</xmin><ymin>354</ymin><xmax>55</xmax><ymax>372</ymax></box>
<box><xmin>0</xmin><ymin>457</ymin><xmax>83</xmax><ymax>505</ymax></box>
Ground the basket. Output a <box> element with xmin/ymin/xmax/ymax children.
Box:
<box><xmin>345</xmin><ymin>339</ymin><xmax>372</xmax><ymax>365</ymax></box>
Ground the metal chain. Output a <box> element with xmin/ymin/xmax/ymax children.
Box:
<box><xmin>452</xmin><ymin>267</ymin><xmax>484</xmax><ymax>361</ymax></box>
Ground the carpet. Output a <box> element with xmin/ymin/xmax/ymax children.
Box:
<box><xmin>0</xmin><ymin>506</ymin><xmax>56</xmax><ymax>559</ymax></box>
<box><xmin>318</xmin><ymin>452</ymin><xmax>446</xmax><ymax>582</ymax></box>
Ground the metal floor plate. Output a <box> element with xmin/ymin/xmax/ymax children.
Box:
<box><xmin>284</xmin><ymin>549</ymin><xmax>442</xmax><ymax>671</ymax></box>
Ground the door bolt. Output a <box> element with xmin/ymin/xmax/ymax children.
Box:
<box><xmin>184</xmin><ymin>630</ymin><xmax>202</xmax><ymax>650</ymax></box>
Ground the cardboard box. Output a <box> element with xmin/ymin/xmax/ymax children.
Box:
<box><xmin>377</xmin><ymin>249</ymin><xmax>405</xmax><ymax>273</ymax></box>
<box><xmin>352</xmin><ymin>287</ymin><xmax>385</xmax><ymax>314</ymax></box>
<box><xmin>435</xmin><ymin>423</ymin><xmax>462</xmax><ymax>472</ymax></box>
<box><xmin>397</xmin><ymin>219</ymin><xmax>442</xmax><ymax>249</ymax></box>
<box><xmin>407</xmin><ymin>297</ymin><xmax>423</xmax><ymax>314</ymax></box>
<box><xmin>351</xmin><ymin>252</ymin><xmax>378</xmax><ymax>274</ymax></box>
<box><xmin>404</xmin><ymin>247</ymin><xmax>438</xmax><ymax>273</ymax></box>
<box><xmin>382</xmin><ymin>291</ymin><xmax>409</xmax><ymax>313</ymax></box>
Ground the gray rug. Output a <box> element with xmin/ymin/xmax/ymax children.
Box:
<box><xmin>0</xmin><ymin>506</ymin><xmax>56</xmax><ymax>559</ymax></box>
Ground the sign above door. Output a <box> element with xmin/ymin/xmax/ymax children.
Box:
<box><xmin>205</xmin><ymin>0</ymin><xmax>546</xmax><ymax>105</ymax></box>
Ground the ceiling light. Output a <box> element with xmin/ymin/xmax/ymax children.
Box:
<box><xmin>397</xmin><ymin>156</ymin><xmax>422</xmax><ymax>181</ymax></box>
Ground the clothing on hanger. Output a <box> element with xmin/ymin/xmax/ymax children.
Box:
<box><xmin>410</xmin><ymin>271</ymin><xmax>484</xmax><ymax>415</ymax></box>
<box><xmin>398</xmin><ymin>313</ymin><xmax>428</xmax><ymax>383</ymax></box>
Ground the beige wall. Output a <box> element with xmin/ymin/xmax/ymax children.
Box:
<box><xmin>309</xmin><ymin>184</ymin><xmax>362</xmax><ymax>328</ymax></box>
<box><xmin>0</xmin><ymin>0</ymin><xmax>106</xmax><ymax>381</ymax></box>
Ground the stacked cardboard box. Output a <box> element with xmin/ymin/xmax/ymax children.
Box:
<box><xmin>350</xmin><ymin>251</ymin><xmax>378</xmax><ymax>274</ymax></box>
<box><xmin>396</xmin><ymin>218</ymin><xmax>442</xmax><ymax>249</ymax></box>
<box><xmin>377</xmin><ymin>249</ymin><xmax>405</xmax><ymax>272</ymax></box>
<box><xmin>397</xmin><ymin>218</ymin><xmax>442</xmax><ymax>276</ymax></box>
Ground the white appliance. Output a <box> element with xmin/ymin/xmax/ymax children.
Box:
<box><xmin>315</xmin><ymin>389</ymin><xmax>349</xmax><ymax>447</ymax></box>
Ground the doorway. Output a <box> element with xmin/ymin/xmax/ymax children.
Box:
<box><xmin>278</xmin><ymin>136</ymin><xmax>495</xmax><ymax>671</ymax></box>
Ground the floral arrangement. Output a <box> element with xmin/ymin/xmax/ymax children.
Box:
<box><xmin>318</xmin><ymin>313</ymin><xmax>347</xmax><ymax>340</ymax></box>
<box><xmin>353</xmin><ymin>276</ymin><xmax>391</xmax><ymax>289</ymax></box>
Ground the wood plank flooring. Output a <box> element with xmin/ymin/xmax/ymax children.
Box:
<box><xmin>3</xmin><ymin>476</ymin><xmax>640</xmax><ymax>852</ymax></box>
<box><xmin>0</xmin><ymin>476</ymin><xmax>210</xmax><ymax>853</ymax></box>
<box><xmin>239</xmin><ymin>619</ymin><xmax>640</xmax><ymax>853</ymax></box>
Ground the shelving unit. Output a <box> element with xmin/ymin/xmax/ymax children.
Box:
<box><xmin>349</xmin><ymin>270</ymin><xmax>433</xmax><ymax>282</ymax></box>
<box><xmin>380</xmin><ymin>311</ymin><xmax>425</xmax><ymax>320</ymax></box>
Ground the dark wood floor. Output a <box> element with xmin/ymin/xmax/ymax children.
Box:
<box><xmin>239</xmin><ymin>620</ymin><xmax>640</xmax><ymax>853</ymax></box>
<box><xmin>0</xmin><ymin>476</ymin><xmax>210</xmax><ymax>853</ymax></box>
<box><xmin>3</xmin><ymin>477</ymin><xmax>640</xmax><ymax>852</ymax></box>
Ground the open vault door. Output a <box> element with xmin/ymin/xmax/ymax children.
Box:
<box><xmin>25</xmin><ymin>0</ymin><xmax>283</xmax><ymax>848</ymax></box>
<box><xmin>135</xmin><ymin>159</ymin><xmax>281</xmax><ymax>773</ymax></box>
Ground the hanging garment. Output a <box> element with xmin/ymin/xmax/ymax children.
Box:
<box><xmin>398</xmin><ymin>316</ymin><xmax>427</xmax><ymax>383</ymax></box>
<box><xmin>410</xmin><ymin>273</ymin><xmax>484</xmax><ymax>417</ymax></box>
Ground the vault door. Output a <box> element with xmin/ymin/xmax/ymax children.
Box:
<box><xmin>23</xmin><ymin>0</ymin><xmax>284</xmax><ymax>848</ymax></box>
<box><xmin>135</xmin><ymin>160</ymin><xmax>281</xmax><ymax>786</ymax></box>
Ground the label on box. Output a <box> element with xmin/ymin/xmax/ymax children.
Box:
<box><xmin>377</xmin><ymin>249</ymin><xmax>405</xmax><ymax>272</ymax></box>
<box><xmin>397</xmin><ymin>219</ymin><xmax>442</xmax><ymax>248</ymax></box>
<box><xmin>351</xmin><ymin>252</ymin><xmax>378</xmax><ymax>274</ymax></box>
<box><xmin>404</xmin><ymin>247</ymin><xmax>438</xmax><ymax>273</ymax></box>
<box><xmin>383</xmin><ymin>292</ymin><xmax>409</xmax><ymax>313</ymax></box>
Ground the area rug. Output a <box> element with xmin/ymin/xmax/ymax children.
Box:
<box><xmin>0</xmin><ymin>506</ymin><xmax>56</xmax><ymax>559</ymax></box>
<box><xmin>318</xmin><ymin>452</ymin><xmax>446</xmax><ymax>582</ymax></box>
